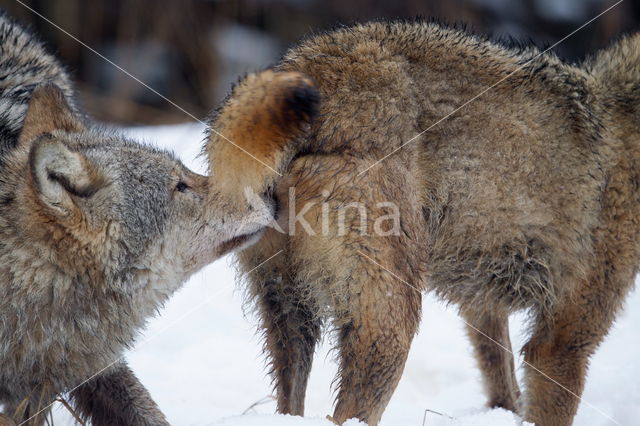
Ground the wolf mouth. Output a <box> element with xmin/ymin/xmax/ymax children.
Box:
<box><xmin>218</xmin><ymin>229</ymin><xmax>264</xmax><ymax>256</ymax></box>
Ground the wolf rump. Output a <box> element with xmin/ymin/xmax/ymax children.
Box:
<box><xmin>0</xmin><ymin>11</ymin><xmax>318</xmax><ymax>425</ymax></box>
<box><xmin>207</xmin><ymin>21</ymin><xmax>640</xmax><ymax>425</ymax></box>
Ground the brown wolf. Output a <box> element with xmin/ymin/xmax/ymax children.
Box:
<box><xmin>0</xmin><ymin>11</ymin><xmax>318</xmax><ymax>425</ymax></box>
<box><xmin>206</xmin><ymin>21</ymin><xmax>640</xmax><ymax>425</ymax></box>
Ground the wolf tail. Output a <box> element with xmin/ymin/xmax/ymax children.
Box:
<box><xmin>206</xmin><ymin>70</ymin><xmax>319</xmax><ymax>199</ymax></box>
<box><xmin>586</xmin><ymin>33</ymin><xmax>640</xmax><ymax>119</ymax></box>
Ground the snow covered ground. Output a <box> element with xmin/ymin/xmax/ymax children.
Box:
<box><xmin>51</xmin><ymin>124</ymin><xmax>639</xmax><ymax>425</ymax></box>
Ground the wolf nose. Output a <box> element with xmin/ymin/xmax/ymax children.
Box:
<box><xmin>255</xmin><ymin>193</ymin><xmax>276</xmax><ymax>222</ymax></box>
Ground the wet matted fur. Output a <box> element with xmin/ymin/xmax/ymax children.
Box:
<box><xmin>206</xmin><ymin>20</ymin><xmax>640</xmax><ymax>426</ymax></box>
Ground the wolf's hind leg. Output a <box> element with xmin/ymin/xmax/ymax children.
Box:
<box><xmin>461</xmin><ymin>308</ymin><xmax>521</xmax><ymax>412</ymax></box>
<box><xmin>331</xmin><ymin>253</ymin><xmax>422</xmax><ymax>426</ymax></box>
<box><xmin>257</xmin><ymin>274</ymin><xmax>321</xmax><ymax>416</ymax></box>
<box><xmin>239</xmin><ymin>232</ymin><xmax>321</xmax><ymax>416</ymax></box>
<box><xmin>69</xmin><ymin>362</ymin><xmax>169</xmax><ymax>426</ymax></box>
<box><xmin>277</xmin><ymin>153</ymin><xmax>424</xmax><ymax>425</ymax></box>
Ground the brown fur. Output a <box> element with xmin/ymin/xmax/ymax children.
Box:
<box><xmin>17</xmin><ymin>85</ymin><xmax>86</xmax><ymax>147</ymax></box>
<box><xmin>207</xmin><ymin>21</ymin><xmax>640</xmax><ymax>426</ymax></box>
<box><xmin>208</xmin><ymin>71</ymin><xmax>318</xmax><ymax>205</ymax></box>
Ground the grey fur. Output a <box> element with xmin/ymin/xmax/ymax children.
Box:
<box><xmin>0</xmin><ymin>10</ymin><xmax>285</xmax><ymax>425</ymax></box>
<box><xmin>0</xmin><ymin>11</ymin><xmax>75</xmax><ymax>161</ymax></box>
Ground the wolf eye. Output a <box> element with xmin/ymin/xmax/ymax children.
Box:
<box><xmin>175</xmin><ymin>181</ymin><xmax>190</xmax><ymax>192</ymax></box>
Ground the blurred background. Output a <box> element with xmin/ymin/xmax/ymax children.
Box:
<box><xmin>1</xmin><ymin>0</ymin><xmax>638</xmax><ymax>125</ymax></box>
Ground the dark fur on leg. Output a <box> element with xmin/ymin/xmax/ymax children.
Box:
<box><xmin>70</xmin><ymin>362</ymin><xmax>169</xmax><ymax>426</ymax></box>
<box><xmin>462</xmin><ymin>308</ymin><xmax>520</xmax><ymax>412</ymax></box>
<box><xmin>238</xmin><ymin>230</ymin><xmax>322</xmax><ymax>416</ymax></box>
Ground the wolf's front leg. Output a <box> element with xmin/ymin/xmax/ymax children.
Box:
<box><xmin>70</xmin><ymin>362</ymin><xmax>169</xmax><ymax>426</ymax></box>
<box><xmin>522</xmin><ymin>274</ymin><xmax>630</xmax><ymax>426</ymax></box>
<box><xmin>461</xmin><ymin>308</ymin><xmax>521</xmax><ymax>412</ymax></box>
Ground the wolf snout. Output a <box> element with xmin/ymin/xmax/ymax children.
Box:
<box><xmin>244</xmin><ymin>187</ymin><xmax>276</xmax><ymax>223</ymax></box>
<box><xmin>215</xmin><ymin>221</ymin><xmax>266</xmax><ymax>257</ymax></box>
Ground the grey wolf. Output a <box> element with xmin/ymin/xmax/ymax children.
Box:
<box><xmin>0</xmin><ymin>10</ymin><xmax>318</xmax><ymax>425</ymax></box>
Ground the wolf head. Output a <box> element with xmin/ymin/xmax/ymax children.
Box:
<box><xmin>206</xmin><ymin>70</ymin><xmax>319</xmax><ymax>237</ymax></box>
<box><xmin>2</xmin><ymin>84</ymin><xmax>293</xmax><ymax>301</ymax></box>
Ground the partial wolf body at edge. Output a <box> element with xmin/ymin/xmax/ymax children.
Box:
<box><xmin>207</xmin><ymin>21</ymin><xmax>640</xmax><ymax>425</ymax></box>
<box><xmin>0</xmin><ymin>11</ymin><xmax>319</xmax><ymax>425</ymax></box>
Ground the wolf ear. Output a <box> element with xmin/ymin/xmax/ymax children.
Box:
<box><xmin>29</xmin><ymin>137</ymin><xmax>106</xmax><ymax>216</ymax></box>
<box><xmin>18</xmin><ymin>84</ymin><xmax>85</xmax><ymax>147</ymax></box>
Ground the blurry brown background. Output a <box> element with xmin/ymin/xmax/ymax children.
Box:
<box><xmin>1</xmin><ymin>0</ymin><xmax>638</xmax><ymax>125</ymax></box>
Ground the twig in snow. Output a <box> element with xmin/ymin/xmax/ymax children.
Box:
<box><xmin>241</xmin><ymin>395</ymin><xmax>276</xmax><ymax>415</ymax></box>
<box><xmin>422</xmin><ymin>408</ymin><xmax>454</xmax><ymax>425</ymax></box>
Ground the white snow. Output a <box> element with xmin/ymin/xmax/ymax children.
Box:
<box><xmin>51</xmin><ymin>123</ymin><xmax>639</xmax><ymax>425</ymax></box>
